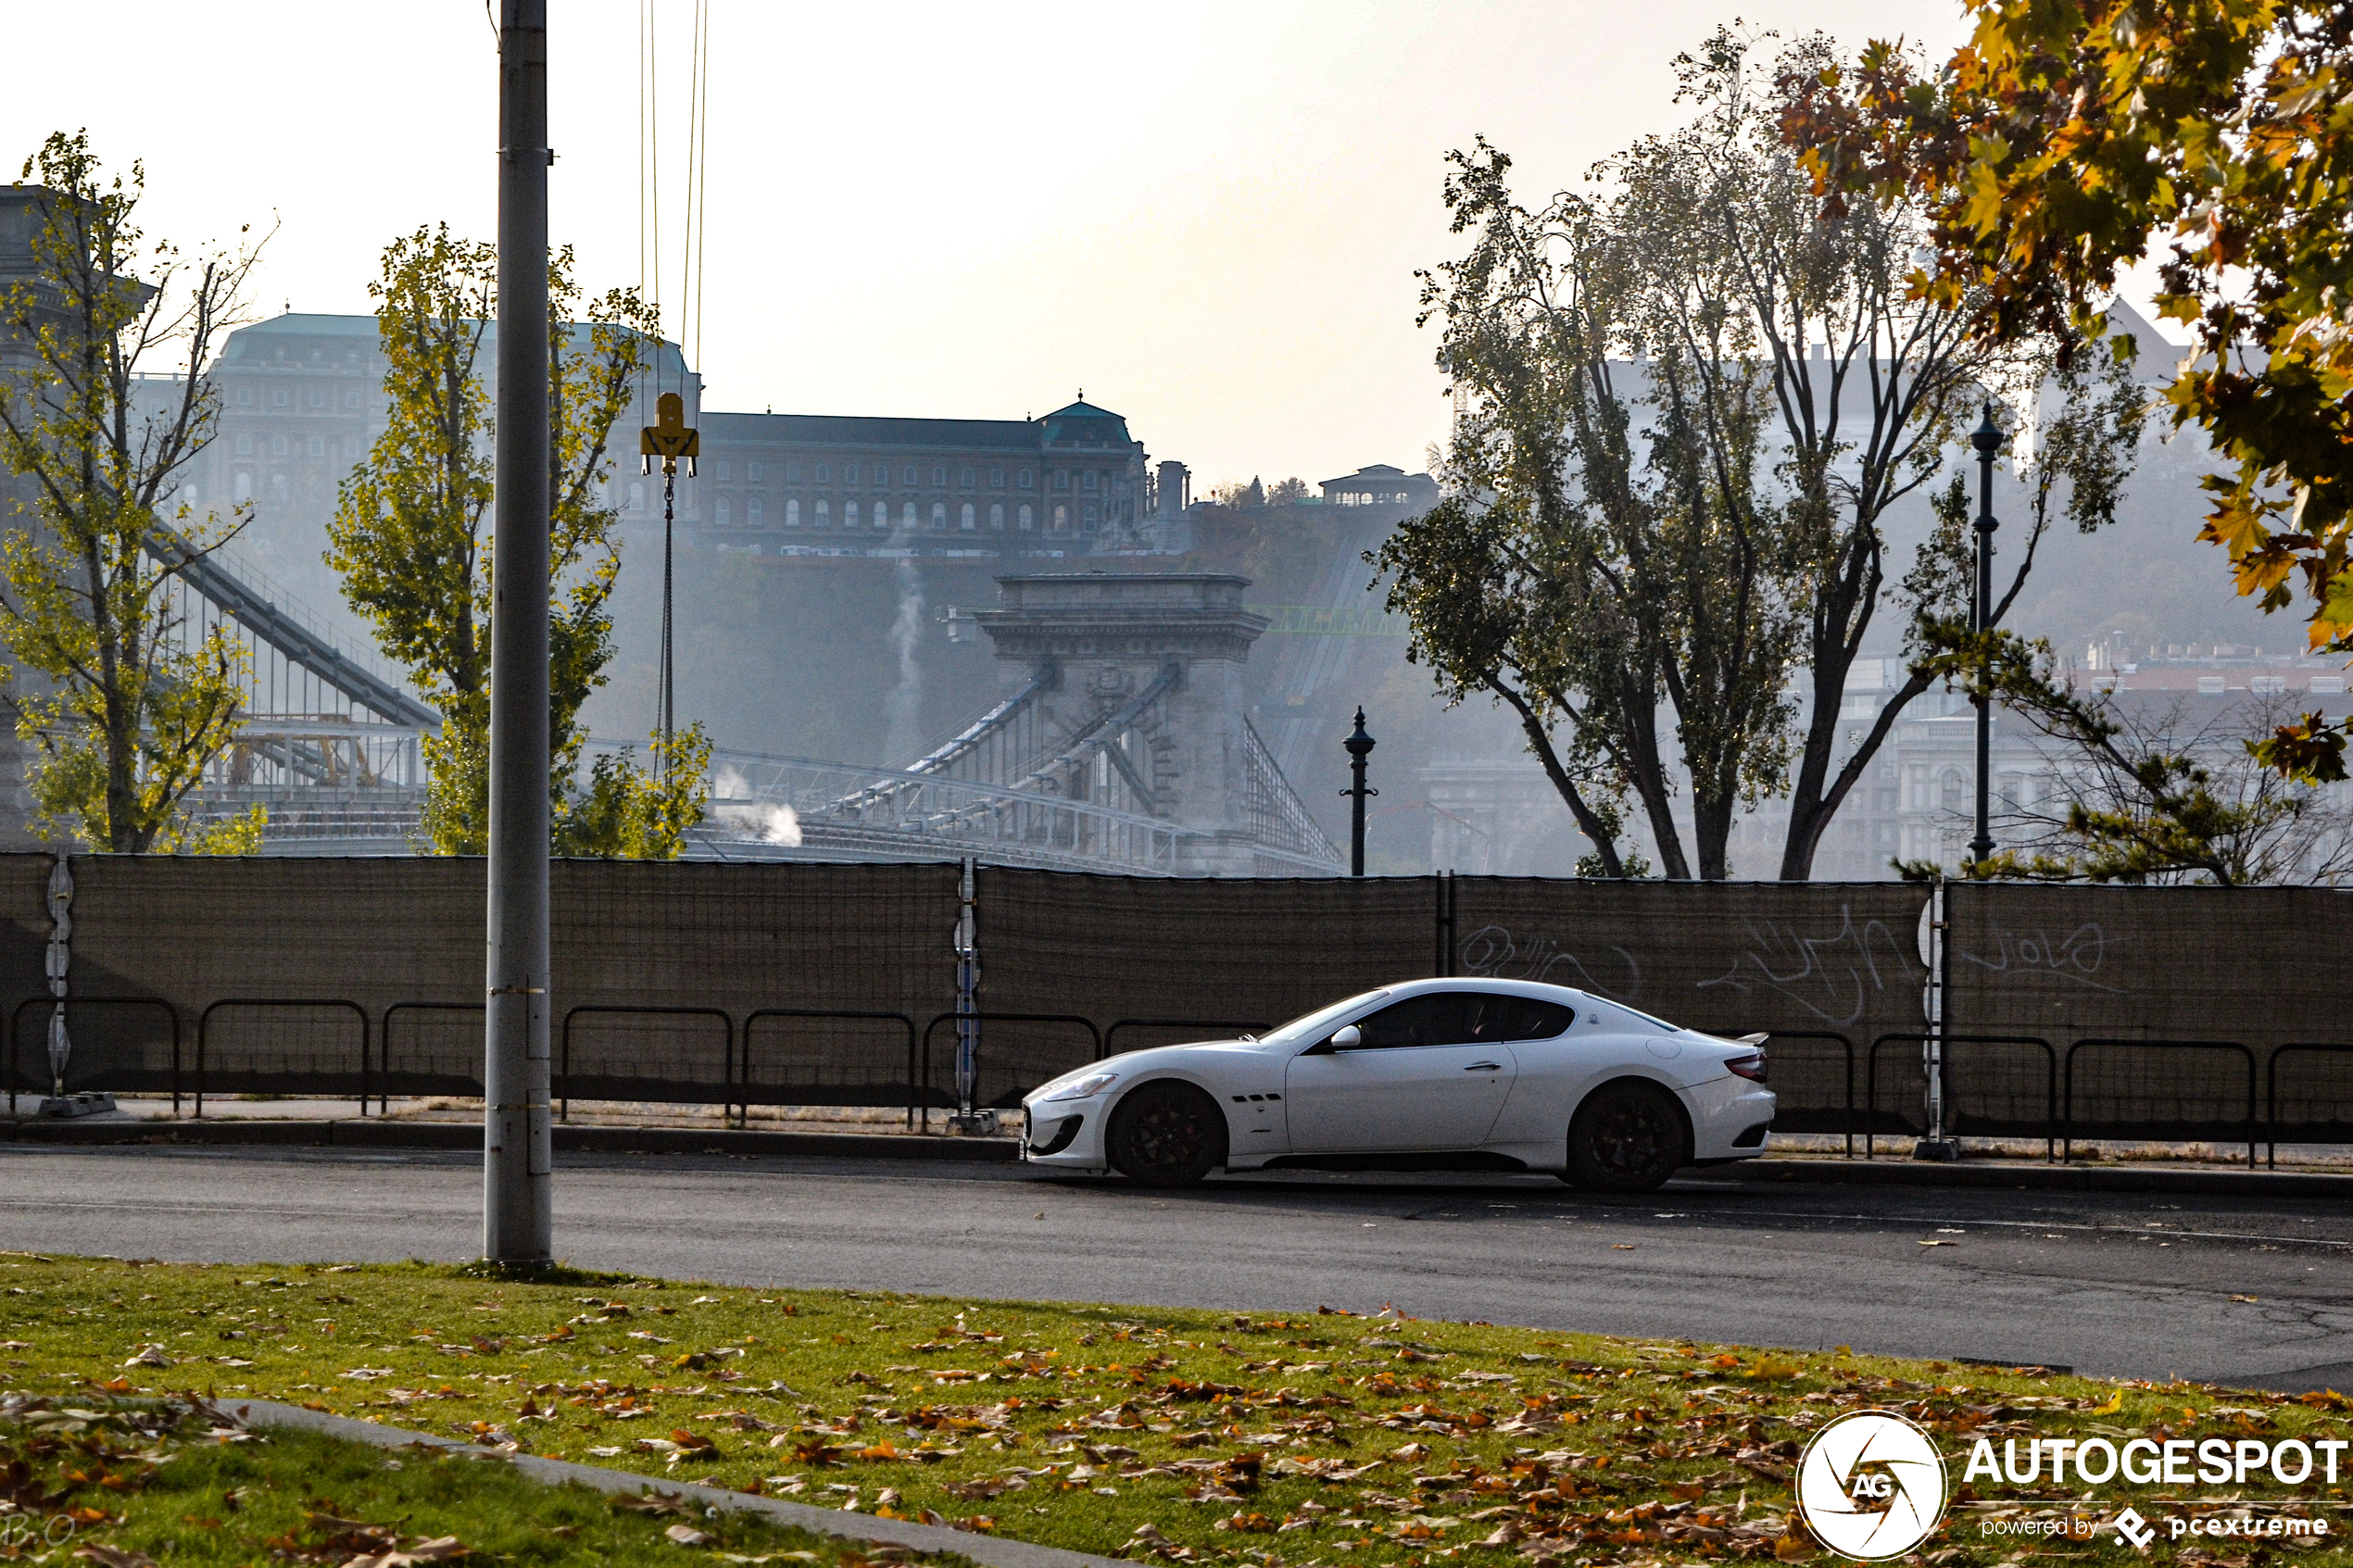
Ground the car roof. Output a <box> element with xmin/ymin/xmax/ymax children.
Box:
<box><xmin>1374</xmin><ymin>976</ymin><xmax>1593</xmax><ymax>1005</ymax></box>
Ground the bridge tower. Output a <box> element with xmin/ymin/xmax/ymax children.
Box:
<box><xmin>975</xmin><ymin>572</ymin><xmax>1277</xmax><ymax>876</ymax></box>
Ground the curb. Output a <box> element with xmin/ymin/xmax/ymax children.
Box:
<box><xmin>225</xmin><ymin>1397</ymin><xmax>1127</xmax><ymax>1568</ymax></box>
<box><xmin>0</xmin><ymin>1117</ymin><xmax>1021</xmax><ymax>1161</ymax></box>
<box><xmin>1690</xmin><ymin>1157</ymin><xmax>2353</xmax><ymax>1198</ymax></box>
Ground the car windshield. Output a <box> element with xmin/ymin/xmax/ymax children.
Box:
<box><xmin>1258</xmin><ymin>990</ymin><xmax>1389</xmax><ymax>1045</ymax></box>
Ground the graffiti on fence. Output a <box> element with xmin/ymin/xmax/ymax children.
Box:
<box><xmin>1458</xmin><ymin>925</ymin><xmax>1642</xmax><ymax>1001</ymax></box>
<box><xmin>1695</xmin><ymin>906</ymin><xmax>1915</xmax><ymax>1028</ymax></box>
<box><xmin>1954</xmin><ymin>922</ymin><xmax>2126</xmax><ymax>994</ymax></box>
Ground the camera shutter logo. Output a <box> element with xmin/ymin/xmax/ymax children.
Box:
<box><xmin>1795</xmin><ymin>1410</ymin><xmax>1950</xmax><ymax>1560</ymax></box>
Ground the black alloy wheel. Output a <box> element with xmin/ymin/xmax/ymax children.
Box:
<box><xmin>1565</xmin><ymin>1081</ymin><xmax>1688</xmax><ymax>1193</ymax></box>
<box><xmin>1105</xmin><ymin>1080</ymin><xmax>1227</xmax><ymax>1187</ymax></box>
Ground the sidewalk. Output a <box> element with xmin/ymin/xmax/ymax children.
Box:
<box><xmin>7</xmin><ymin>1111</ymin><xmax>2351</xmax><ymax>1195</ymax></box>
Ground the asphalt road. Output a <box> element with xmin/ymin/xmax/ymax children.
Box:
<box><xmin>1</xmin><ymin>1144</ymin><xmax>2346</xmax><ymax>1391</ymax></box>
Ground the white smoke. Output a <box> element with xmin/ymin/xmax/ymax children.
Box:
<box><xmin>883</xmin><ymin>527</ymin><xmax>926</xmax><ymax>763</ymax></box>
<box><xmin>709</xmin><ymin>764</ymin><xmax>803</xmax><ymax>847</ymax></box>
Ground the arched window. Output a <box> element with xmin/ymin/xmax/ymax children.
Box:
<box><xmin>1938</xmin><ymin>768</ymin><xmax>1966</xmax><ymax>811</ymax></box>
<box><xmin>1054</xmin><ymin>470</ymin><xmax>1071</xmax><ymax>491</ymax></box>
<box><xmin>1082</xmin><ymin>504</ymin><xmax>1098</xmax><ymax>532</ymax></box>
<box><xmin>748</xmin><ymin>497</ymin><xmax>765</xmax><ymax>526</ymax></box>
<box><xmin>308</xmin><ymin>436</ymin><xmax>324</xmax><ymax>458</ymax></box>
<box><xmin>960</xmin><ymin>502</ymin><xmax>976</xmax><ymax>530</ymax></box>
<box><xmin>815</xmin><ymin>462</ymin><xmax>831</xmax><ymax>483</ymax></box>
<box><xmin>931</xmin><ymin>501</ymin><xmax>948</xmax><ymax>529</ymax></box>
<box><xmin>714</xmin><ymin>496</ymin><xmax>732</xmax><ymax>526</ymax></box>
<box><xmin>931</xmin><ymin>466</ymin><xmax>947</xmax><ymax>485</ymax></box>
<box><xmin>1017</xmin><ymin>503</ymin><xmax>1033</xmax><ymax>530</ymax></box>
<box><xmin>786</xmin><ymin>461</ymin><xmax>802</xmax><ymax>482</ymax></box>
<box><xmin>1083</xmin><ymin>470</ymin><xmax>1100</xmax><ymax>491</ymax></box>
<box><xmin>845</xmin><ymin>500</ymin><xmax>861</xmax><ymax>528</ymax></box>
<box><xmin>988</xmin><ymin>503</ymin><xmax>1004</xmax><ymax>530</ymax></box>
<box><xmin>1018</xmin><ymin>468</ymin><xmax>1035</xmax><ymax>488</ymax></box>
<box><xmin>901</xmin><ymin>500</ymin><xmax>918</xmax><ymax>528</ymax></box>
<box><xmin>960</xmin><ymin>466</ymin><xmax>975</xmax><ymax>486</ymax></box>
<box><xmin>786</xmin><ymin>498</ymin><xmax>800</xmax><ymax>527</ymax></box>
<box><xmin>747</xmin><ymin>461</ymin><xmax>764</xmax><ymax>483</ymax></box>
<box><xmin>843</xmin><ymin>463</ymin><xmax>859</xmax><ymax>483</ymax></box>
<box><xmin>270</xmin><ymin>435</ymin><xmax>288</xmax><ymax>457</ymax></box>
<box><xmin>716</xmin><ymin>459</ymin><xmax>734</xmax><ymax>481</ymax></box>
<box><xmin>814</xmin><ymin>498</ymin><xmax>831</xmax><ymax>527</ymax></box>
<box><xmin>1052</xmin><ymin>504</ymin><xmax>1068</xmax><ymax>531</ymax></box>
<box><xmin>990</xmin><ymin>468</ymin><xmax>1005</xmax><ymax>488</ymax></box>
<box><xmin>903</xmin><ymin>465</ymin><xmax>918</xmax><ymax>484</ymax></box>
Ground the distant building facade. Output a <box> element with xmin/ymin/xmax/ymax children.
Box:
<box><xmin>695</xmin><ymin>399</ymin><xmax>1165</xmax><ymax>558</ymax></box>
<box><xmin>1321</xmin><ymin>463</ymin><xmax>1439</xmax><ymax>511</ymax></box>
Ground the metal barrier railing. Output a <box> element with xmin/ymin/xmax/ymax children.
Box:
<box><xmin>7</xmin><ymin>997</ymin><xmax>184</xmax><ymax>1116</ymax></box>
<box><xmin>558</xmin><ymin>1005</ymin><xmax>734</xmax><ymax>1123</ymax></box>
<box><xmin>1102</xmin><ymin>1018</ymin><xmax>1270</xmax><ymax>1058</ymax></box>
<box><xmin>917</xmin><ymin>1011</ymin><xmax>1101</xmax><ymax>1131</ymax></box>
<box><xmin>379</xmin><ymin>1000</ymin><xmax>487</xmax><ymax>1111</ymax></box>
<box><xmin>2064</xmin><ymin>1037</ymin><xmax>2258</xmax><ymax>1166</ymax></box>
<box><xmin>740</xmin><ymin>1009</ymin><xmax>921</xmax><ymax>1130</ymax></box>
<box><xmin>2265</xmin><ymin>1042</ymin><xmax>2353</xmax><ymax>1169</ymax></box>
<box><xmin>195</xmin><ymin>997</ymin><xmax>370</xmax><ymax>1119</ymax></box>
<box><xmin>1867</xmin><ymin>1035</ymin><xmax>2058</xmax><ymax>1161</ymax></box>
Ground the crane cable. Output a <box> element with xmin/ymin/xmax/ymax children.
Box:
<box><xmin>640</xmin><ymin>0</ymin><xmax>711</xmax><ymax>770</ymax></box>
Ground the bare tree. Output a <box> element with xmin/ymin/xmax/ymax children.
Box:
<box><xmin>1921</xmin><ymin>684</ymin><xmax>2353</xmax><ymax>885</ymax></box>
<box><xmin>0</xmin><ymin>132</ymin><xmax>265</xmax><ymax>851</ymax></box>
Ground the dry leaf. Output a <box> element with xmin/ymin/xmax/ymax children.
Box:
<box><xmin>665</xmin><ymin>1523</ymin><xmax>716</xmax><ymax>1547</ymax></box>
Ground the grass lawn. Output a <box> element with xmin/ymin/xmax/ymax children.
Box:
<box><xmin>2</xmin><ymin>1252</ymin><xmax>2347</xmax><ymax>1565</ymax></box>
<box><xmin>0</xmin><ymin>1390</ymin><xmax>960</xmax><ymax>1566</ymax></box>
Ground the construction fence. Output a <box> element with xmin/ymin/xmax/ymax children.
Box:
<box><xmin>4</xmin><ymin>856</ymin><xmax>2347</xmax><ymax>1159</ymax></box>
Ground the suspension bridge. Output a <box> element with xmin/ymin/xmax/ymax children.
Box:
<box><xmin>189</xmin><ymin>552</ymin><xmax>1342</xmax><ymax>875</ymax></box>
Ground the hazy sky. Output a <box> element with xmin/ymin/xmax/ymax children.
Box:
<box><xmin>12</xmin><ymin>1</ymin><xmax>1982</xmax><ymax>490</ymax></box>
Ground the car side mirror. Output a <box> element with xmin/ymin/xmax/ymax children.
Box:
<box><xmin>1300</xmin><ymin>1023</ymin><xmax>1362</xmax><ymax>1057</ymax></box>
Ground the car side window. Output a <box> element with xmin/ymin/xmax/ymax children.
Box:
<box><xmin>1346</xmin><ymin>993</ymin><xmax>1524</xmax><ymax>1048</ymax></box>
<box><xmin>1345</xmin><ymin>994</ymin><xmax>1577</xmax><ymax>1048</ymax></box>
<box><xmin>1493</xmin><ymin>997</ymin><xmax>1576</xmax><ymax>1040</ymax></box>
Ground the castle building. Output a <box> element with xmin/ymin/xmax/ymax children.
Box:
<box><xmin>695</xmin><ymin>398</ymin><xmax>1162</xmax><ymax>555</ymax></box>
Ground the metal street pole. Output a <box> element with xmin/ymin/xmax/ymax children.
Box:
<box><xmin>1969</xmin><ymin>401</ymin><xmax>2004</xmax><ymax>872</ymax></box>
<box><xmin>484</xmin><ymin>0</ymin><xmax>554</xmax><ymax>1266</ymax></box>
<box><xmin>1341</xmin><ymin>709</ymin><xmax>1377</xmax><ymax>877</ymax></box>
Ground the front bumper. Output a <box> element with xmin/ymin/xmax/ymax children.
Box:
<box><xmin>1020</xmin><ymin>1097</ymin><xmax>1111</xmax><ymax>1166</ymax></box>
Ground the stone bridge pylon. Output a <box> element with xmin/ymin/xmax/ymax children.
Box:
<box><xmin>704</xmin><ymin>571</ymin><xmax>1343</xmax><ymax>875</ymax></box>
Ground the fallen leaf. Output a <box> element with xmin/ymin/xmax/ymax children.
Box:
<box><xmin>1612</xmin><ymin>1244</ymin><xmax>1637</xmax><ymax>1251</ymax></box>
<box><xmin>1917</xmin><ymin>1239</ymin><xmax>1957</xmax><ymax>1248</ymax></box>
<box><xmin>666</xmin><ymin>1523</ymin><xmax>716</xmax><ymax>1547</ymax></box>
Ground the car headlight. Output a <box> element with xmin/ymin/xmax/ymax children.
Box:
<box><xmin>1038</xmin><ymin>1072</ymin><xmax>1118</xmax><ymax>1102</ymax></box>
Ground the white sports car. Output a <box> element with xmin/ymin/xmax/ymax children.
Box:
<box><xmin>1019</xmin><ymin>977</ymin><xmax>1775</xmax><ymax>1192</ymax></box>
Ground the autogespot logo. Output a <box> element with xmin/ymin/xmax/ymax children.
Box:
<box><xmin>1795</xmin><ymin>1410</ymin><xmax>1952</xmax><ymax>1561</ymax></box>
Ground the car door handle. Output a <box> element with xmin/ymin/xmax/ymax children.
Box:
<box><xmin>1464</xmin><ymin>1061</ymin><xmax>1503</xmax><ymax>1072</ymax></box>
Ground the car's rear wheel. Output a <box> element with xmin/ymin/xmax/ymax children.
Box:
<box><xmin>1105</xmin><ymin>1081</ymin><xmax>1227</xmax><ymax>1187</ymax></box>
<box><xmin>1564</xmin><ymin>1081</ymin><xmax>1687</xmax><ymax>1193</ymax></box>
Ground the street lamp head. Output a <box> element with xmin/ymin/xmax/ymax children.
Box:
<box><xmin>1343</xmin><ymin>707</ymin><xmax>1377</xmax><ymax>759</ymax></box>
<box><xmin>1969</xmin><ymin>399</ymin><xmax>2005</xmax><ymax>456</ymax></box>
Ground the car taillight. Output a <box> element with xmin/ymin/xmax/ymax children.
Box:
<box><xmin>1726</xmin><ymin>1051</ymin><xmax>1767</xmax><ymax>1083</ymax></box>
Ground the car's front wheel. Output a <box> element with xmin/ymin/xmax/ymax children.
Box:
<box><xmin>1564</xmin><ymin>1081</ymin><xmax>1687</xmax><ymax>1193</ymax></box>
<box><xmin>1105</xmin><ymin>1081</ymin><xmax>1227</xmax><ymax>1187</ymax></box>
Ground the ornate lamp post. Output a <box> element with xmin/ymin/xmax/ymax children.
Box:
<box><xmin>1340</xmin><ymin>709</ymin><xmax>1378</xmax><ymax>877</ymax></box>
<box><xmin>1969</xmin><ymin>401</ymin><xmax>2005</xmax><ymax>871</ymax></box>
